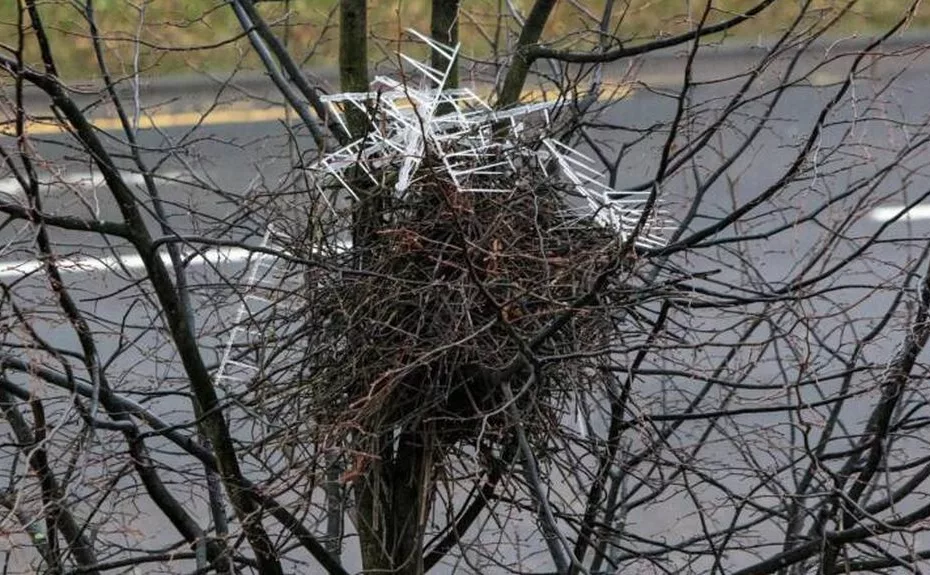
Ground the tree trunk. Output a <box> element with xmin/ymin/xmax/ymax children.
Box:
<box><xmin>340</xmin><ymin>0</ymin><xmax>369</xmax><ymax>138</ymax></box>
<box><xmin>356</xmin><ymin>431</ymin><xmax>433</xmax><ymax>574</ymax></box>
<box><xmin>496</xmin><ymin>0</ymin><xmax>557</xmax><ymax>108</ymax></box>
<box><xmin>431</xmin><ymin>0</ymin><xmax>459</xmax><ymax>89</ymax></box>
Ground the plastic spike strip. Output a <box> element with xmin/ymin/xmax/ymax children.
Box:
<box><xmin>542</xmin><ymin>139</ymin><xmax>665</xmax><ymax>248</ymax></box>
<box><xmin>213</xmin><ymin>229</ymin><xmax>289</xmax><ymax>388</ymax></box>
<box><xmin>305</xmin><ymin>29</ymin><xmax>666</xmax><ymax>245</ymax></box>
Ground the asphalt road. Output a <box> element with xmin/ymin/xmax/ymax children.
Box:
<box><xmin>3</xmin><ymin>52</ymin><xmax>930</xmax><ymax>572</ymax></box>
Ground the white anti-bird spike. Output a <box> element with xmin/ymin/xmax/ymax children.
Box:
<box><xmin>214</xmin><ymin>228</ymin><xmax>279</xmax><ymax>391</ymax></box>
<box><xmin>541</xmin><ymin>139</ymin><xmax>662</xmax><ymax>246</ymax></box>
<box><xmin>303</xmin><ymin>29</ymin><xmax>665</xmax><ymax>248</ymax></box>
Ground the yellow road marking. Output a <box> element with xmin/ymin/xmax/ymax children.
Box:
<box><xmin>6</xmin><ymin>84</ymin><xmax>634</xmax><ymax>135</ymax></box>
<box><xmin>11</xmin><ymin>107</ymin><xmax>291</xmax><ymax>135</ymax></box>
<box><xmin>807</xmin><ymin>72</ymin><xmax>845</xmax><ymax>87</ymax></box>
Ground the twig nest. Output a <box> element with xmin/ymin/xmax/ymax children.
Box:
<box><xmin>293</xmin><ymin>164</ymin><xmax>635</xmax><ymax>447</ymax></box>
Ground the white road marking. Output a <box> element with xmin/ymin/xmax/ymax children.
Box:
<box><xmin>0</xmin><ymin>247</ymin><xmax>258</xmax><ymax>280</ymax></box>
<box><xmin>0</xmin><ymin>240</ymin><xmax>350</xmax><ymax>280</ymax></box>
<box><xmin>870</xmin><ymin>205</ymin><xmax>930</xmax><ymax>222</ymax></box>
<box><xmin>0</xmin><ymin>170</ymin><xmax>184</xmax><ymax>198</ymax></box>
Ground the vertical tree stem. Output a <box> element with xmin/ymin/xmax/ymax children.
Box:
<box><xmin>340</xmin><ymin>0</ymin><xmax>369</xmax><ymax>137</ymax></box>
<box><xmin>431</xmin><ymin>0</ymin><xmax>460</xmax><ymax>90</ymax></box>
<box><xmin>496</xmin><ymin>0</ymin><xmax>557</xmax><ymax>109</ymax></box>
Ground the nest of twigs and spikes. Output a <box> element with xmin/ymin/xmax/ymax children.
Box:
<box><xmin>288</xmin><ymin>155</ymin><xmax>640</xmax><ymax>453</ymax></box>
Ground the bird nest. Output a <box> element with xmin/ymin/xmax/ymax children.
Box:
<box><xmin>285</xmin><ymin>160</ymin><xmax>638</xmax><ymax>447</ymax></box>
<box><xmin>227</xmin><ymin>31</ymin><xmax>664</xmax><ymax>452</ymax></box>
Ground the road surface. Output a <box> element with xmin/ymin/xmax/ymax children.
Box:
<box><xmin>2</xmin><ymin>46</ymin><xmax>930</xmax><ymax>573</ymax></box>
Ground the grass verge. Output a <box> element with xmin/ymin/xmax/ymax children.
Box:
<box><xmin>0</xmin><ymin>1</ymin><xmax>925</xmax><ymax>80</ymax></box>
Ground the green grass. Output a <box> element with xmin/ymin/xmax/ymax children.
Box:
<box><xmin>0</xmin><ymin>1</ymin><xmax>926</xmax><ymax>80</ymax></box>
